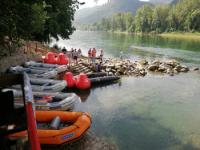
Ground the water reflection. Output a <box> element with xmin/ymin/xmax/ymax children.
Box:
<box><xmin>63</xmin><ymin>88</ymin><xmax>91</xmax><ymax>102</ymax></box>
<box><xmin>64</xmin><ymin>81</ymin><xmax>121</xmax><ymax>102</ymax></box>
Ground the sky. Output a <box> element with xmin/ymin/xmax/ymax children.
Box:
<box><xmin>79</xmin><ymin>0</ymin><xmax>150</xmax><ymax>9</ymax></box>
<box><xmin>79</xmin><ymin>0</ymin><xmax>108</xmax><ymax>9</ymax></box>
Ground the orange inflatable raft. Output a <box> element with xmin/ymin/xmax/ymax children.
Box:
<box><xmin>9</xmin><ymin>111</ymin><xmax>91</xmax><ymax>145</ymax></box>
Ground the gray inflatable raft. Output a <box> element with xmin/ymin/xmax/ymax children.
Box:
<box><xmin>30</xmin><ymin>78</ymin><xmax>67</xmax><ymax>92</ymax></box>
<box><xmin>13</xmin><ymin>78</ymin><xmax>67</xmax><ymax>92</ymax></box>
<box><xmin>9</xmin><ymin>66</ymin><xmax>58</xmax><ymax>79</ymax></box>
<box><xmin>3</xmin><ymin>89</ymin><xmax>79</xmax><ymax>110</ymax></box>
<box><xmin>25</xmin><ymin>61</ymin><xmax>68</xmax><ymax>73</ymax></box>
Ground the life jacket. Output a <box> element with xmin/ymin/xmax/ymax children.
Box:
<box><xmin>88</xmin><ymin>49</ymin><xmax>91</xmax><ymax>57</ymax></box>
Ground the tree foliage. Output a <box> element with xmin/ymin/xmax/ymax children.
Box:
<box><xmin>80</xmin><ymin>0</ymin><xmax>200</xmax><ymax>33</ymax></box>
<box><xmin>134</xmin><ymin>5</ymin><xmax>153</xmax><ymax>32</ymax></box>
<box><xmin>0</xmin><ymin>0</ymin><xmax>80</xmax><ymax>44</ymax></box>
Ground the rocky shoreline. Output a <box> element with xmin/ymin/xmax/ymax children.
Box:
<box><xmin>92</xmin><ymin>58</ymin><xmax>199</xmax><ymax>77</ymax></box>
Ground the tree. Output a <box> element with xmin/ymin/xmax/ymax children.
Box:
<box><xmin>33</xmin><ymin>0</ymin><xmax>80</xmax><ymax>42</ymax></box>
<box><xmin>0</xmin><ymin>0</ymin><xmax>80</xmax><ymax>55</ymax></box>
<box><xmin>167</xmin><ymin>0</ymin><xmax>200</xmax><ymax>31</ymax></box>
<box><xmin>79</xmin><ymin>0</ymin><xmax>200</xmax><ymax>33</ymax></box>
<box><xmin>134</xmin><ymin>5</ymin><xmax>153</xmax><ymax>32</ymax></box>
<box><xmin>187</xmin><ymin>9</ymin><xmax>200</xmax><ymax>31</ymax></box>
<box><xmin>124</xmin><ymin>13</ymin><xmax>134</xmax><ymax>32</ymax></box>
<box><xmin>152</xmin><ymin>5</ymin><xmax>170</xmax><ymax>32</ymax></box>
<box><xmin>0</xmin><ymin>0</ymin><xmax>48</xmax><ymax>55</ymax></box>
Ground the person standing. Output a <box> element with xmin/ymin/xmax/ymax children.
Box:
<box><xmin>96</xmin><ymin>61</ymin><xmax>102</xmax><ymax>72</ymax></box>
<box><xmin>99</xmin><ymin>49</ymin><xmax>104</xmax><ymax>63</ymax></box>
<box><xmin>78</xmin><ymin>48</ymin><xmax>82</xmax><ymax>58</ymax></box>
<box><xmin>73</xmin><ymin>49</ymin><xmax>78</xmax><ymax>64</ymax></box>
<box><xmin>67</xmin><ymin>49</ymin><xmax>72</xmax><ymax>66</ymax></box>
<box><xmin>91</xmin><ymin>48</ymin><xmax>96</xmax><ymax>64</ymax></box>
<box><xmin>69</xmin><ymin>48</ymin><xmax>74</xmax><ymax>65</ymax></box>
<box><xmin>120</xmin><ymin>51</ymin><xmax>124</xmax><ymax>60</ymax></box>
<box><xmin>88</xmin><ymin>48</ymin><xmax>92</xmax><ymax>64</ymax></box>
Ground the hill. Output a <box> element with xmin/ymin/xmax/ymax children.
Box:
<box><xmin>75</xmin><ymin>0</ymin><xmax>148</xmax><ymax>24</ymax></box>
<box><xmin>148</xmin><ymin>0</ymin><xmax>173</xmax><ymax>4</ymax></box>
<box><xmin>171</xmin><ymin>0</ymin><xmax>181</xmax><ymax>4</ymax></box>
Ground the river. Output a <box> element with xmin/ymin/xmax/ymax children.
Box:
<box><xmin>52</xmin><ymin>31</ymin><xmax>200</xmax><ymax>150</ymax></box>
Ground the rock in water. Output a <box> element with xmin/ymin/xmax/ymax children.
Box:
<box><xmin>193</xmin><ymin>67</ymin><xmax>199</xmax><ymax>71</ymax></box>
<box><xmin>152</xmin><ymin>60</ymin><xmax>161</xmax><ymax>65</ymax></box>
<box><xmin>139</xmin><ymin>59</ymin><xmax>148</xmax><ymax>65</ymax></box>
<box><xmin>148</xmin><ymin>64</ymin><xmax>159</xmax><ymax>71</ymax></box>
<box><xmin>165</xmin><ymin>60</ymin><xmax>179</xmax><ymax>67</ymax></box>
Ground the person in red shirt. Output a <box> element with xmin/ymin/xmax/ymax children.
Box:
<box><xmin>91</xmin><ymin>48</ymin><xmax>96</xmax><ymax>64</ymax></box>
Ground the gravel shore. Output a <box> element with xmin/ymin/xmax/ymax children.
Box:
<box><xmin>42</xmin><ymin>131</ymin><xmax>118</xmax><ymax>150</ymax></box>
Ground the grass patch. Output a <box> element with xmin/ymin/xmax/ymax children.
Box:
<box><xmin>160</xmin><ymin>32</ymin><xmax>200</xmax><ymax>41</ymax></box>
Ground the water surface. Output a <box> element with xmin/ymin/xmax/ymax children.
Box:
<box><xmin>54</xmin><ymin>31</ymin><xmax>200</xmax><ymax>150</ymax></box>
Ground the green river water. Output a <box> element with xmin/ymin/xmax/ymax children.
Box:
<box><xmin>52</xmin><ymin>31</ymin><xmax>200</xmax><ymax>150</ymax></box>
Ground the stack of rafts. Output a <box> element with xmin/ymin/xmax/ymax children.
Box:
<box><xmin>0</xmin><ymin>73</ymin><xmax>91</xmax><ymax>149</ymax></box>
<box><xmin>8</xmin><ymin>60</ymin><xmax>77</xmax><ymax>111</ymax></box>
<box><xmin>8</xmin><ymin>58</ymin><xmax>121</xmax><ymax>109</ymax></box>
<box><xmin>2</xmin><ymin>51</ymin><xmax>121</xmax><ymax>148</ymax></box>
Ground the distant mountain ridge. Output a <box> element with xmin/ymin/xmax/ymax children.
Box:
<box><xmin>75</xmin><ymin>0</ymin><xmax>148</xmax><ymax>24</ymax></box>
<box><xmin>75</xmin><ymin>0</ymin><xmax>177</xmax><ymax>24</ymax></box>
<box><xmin>171</xmin><ymin>0</ymin><xmax>181</xmax><ymax>4</ymax></box>
<box><xmin>148</xmin><ymin>0</ymin><xmax>173</xmax><ymax>4</ymax></box>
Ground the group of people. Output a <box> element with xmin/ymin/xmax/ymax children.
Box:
<box><xmin>61</xmin><ymin>47</ymin><xmax>104</xmax><ymax>72</ymax></box>
<box><xmin>62</xmin><ymin>47</ymin><xmax>82</xmax><ymax>65</ymax></box>
<box><xmin>88</xmin><ymin>48</ymin><xmax>104</xmax><ymax>72</ymax></box>
<box><xmin>87</xmin><ymin>48</ymin><xmax>104</xmax><ymax>64</ymax></box>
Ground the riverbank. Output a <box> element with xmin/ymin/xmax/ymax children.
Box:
<box><xmin>0</xmin><ymin>41</ymin><xmax>53</xmax><ymax>73</ymax></box>
<box><xmin>160</xmin><ymin>32</ymin><xmax>200</xmax><ymax>41</ymax></box>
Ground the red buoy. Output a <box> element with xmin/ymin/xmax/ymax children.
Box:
<box><xmin>57</xmin><ymin>53</ymin><xmax>68</xmax><ymax>65</ymax></box>
<box><xmin>43</xmin><ymin>57</ymin><xmax>48</xmax><ymax>63</ymax></box>
<box><xmin>63</xmin><ymin>72</ymin><xmax>75</xmax><ymax>88</ymax></box>
<box><xmin>76</xmin><ymin>73</ymin><xmax>91</xmax><ymax>90</ymax></box>
<box><xmin>46</xmin><ymin>52</ymin><xmax>56</xmax><ymax>64</ymax></box>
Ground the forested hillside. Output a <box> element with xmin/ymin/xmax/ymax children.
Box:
<box><xmin>75</xmin><ymin>0</ymin><xmax>148</xmax><ymax>24</ymax></box>
<box><xmin>148</xmin><ymin>0</ymin><xmax>173</xmax><ymax>4</ymax></box>
<box><xmin>171</xmin><ymin>0</ymin><xmax>181</xmax><ymax>4</ymax></box>
<box><xmin>79</xmin><ymin>0</ymin><xmax>200</xmax><ymax>33</ymax></box>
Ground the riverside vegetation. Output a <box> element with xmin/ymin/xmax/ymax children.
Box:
<box><xmin>78</xmin><ymin>0</ymin><xmax>200</xmax><ymax>36</ymax></box>
<box><xmin>0</xmin><ymin>0</ymin><xmax>82</xmax><ymax>57</ymax></box>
